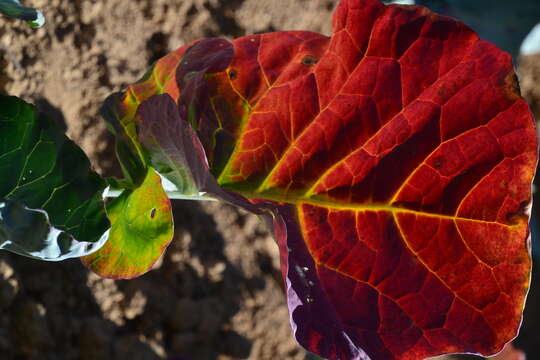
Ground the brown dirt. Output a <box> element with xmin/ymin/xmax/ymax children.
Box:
<box><xmin>1</xmin><ymin>1</ymin><xmax>540</xmax><ymax>360</ymax></box>
<box><xmin>0</xmin><ymin>1</ymin><xmax>336</xmax><ymax>359</ymax></box>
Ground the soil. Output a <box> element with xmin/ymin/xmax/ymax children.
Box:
<box><xmin>0</xmin><ymin>1</ymin><xmax>539</xmax><ymax>360</ymax></box>
<box><xmin>0</xmin><ymin>1</ymin><xmax>336</xmax><ymax>360</ymax></box>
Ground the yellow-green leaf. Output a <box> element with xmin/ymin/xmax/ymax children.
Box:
<box><xmin>82</xmin><ymin>168</ymin><xmax>173</xmax><ymax>279</ymax></box>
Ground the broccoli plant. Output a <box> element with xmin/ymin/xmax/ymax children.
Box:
<box><xmin>0</xmin><ymin>0</ymin><xmax>536</xmax><ymax>359</ymax></box>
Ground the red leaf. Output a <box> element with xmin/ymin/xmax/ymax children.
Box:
<box><xmin>108</xmin><ymin>0</ymin><xmax>537</xmax><ymax>359</ymax></box>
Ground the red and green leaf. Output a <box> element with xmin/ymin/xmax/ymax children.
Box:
<box><xmin>82</xmin><ymin>168</ymin><xmax>173</xmax><ymax>279</ymax></box>
<box><xmin>99</xmin><ymin>0</ymin><xmax>537</xmax><ymax>358</ymax></box>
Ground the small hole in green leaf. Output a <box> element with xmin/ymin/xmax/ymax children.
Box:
<box><xmin>301</xmin><ymin>55</ymin><xmax>319</xmax><ymax>66</ymax></box>
<box><xmin>150</xmin><ymin>208</ymin><xmax>157</xmax><ymax>219</ymax></box>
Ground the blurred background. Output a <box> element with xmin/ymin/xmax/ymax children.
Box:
<box><xmin>0</xmin><ymin>0</ymin><xmax>539</xmax><ymax>359</ymax></box>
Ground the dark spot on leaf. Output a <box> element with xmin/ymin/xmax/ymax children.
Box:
<box><xmin>301</xmin><ymin>55</ymin><xmax>319</xmax><ymax>66</ymax></box>
<box><xmin>150</xmin><ymin>208</ymin><xmax>157</xmax><ymax>219</ymax></box>
<box><xmin>433</xmin><ymin>157</ymin><xmax>443</xmax><ymax>169</ymax></box>
<box><xmin>229</xmin><ymin>69</ymin><xmax>238</xmax><ymax>80</ymax></box>
<box><xmin>437</xmin><ymin>86</ymin><xmax>446</xmax><ymax>98</ymax></box>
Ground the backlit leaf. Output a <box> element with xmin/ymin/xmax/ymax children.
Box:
<box><xmin>108</xmin><ymin>0</ymin><xmax>537</xmax><ymax>358</ymax></box>
<box><xmin>0</xmin><ymin>95</ymin><xmax>109</xmax><ymax>260</ymax></box>
<box><xmin>81</xmin><ymin>168</ymin><xmax>174</xmax><ymax>279</ymax></box>
<box><xmin>136</xmin><ymin>93</ymin><xmax>213</xmax><ymax>195</ymax></box>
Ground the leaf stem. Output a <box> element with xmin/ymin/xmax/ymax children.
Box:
<box><xmin>104</xmin><ymin>188</ymin><xmax>218</xmax><ymax>201</ymax></box>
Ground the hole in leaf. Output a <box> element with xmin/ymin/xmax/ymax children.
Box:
<box><xmin>150</xmin><ymin>208</ymin><xmax>157</xmax><ymax>219</ymax></box>
<box><xmin>301</xmin><ymin>55</ymin><xmax>319</xmax><ymax>66</ymax></box>
<box><xmin>229</xmin><ymin>69</ymin><xmax>238</xmax><ymax>80</ymax></box>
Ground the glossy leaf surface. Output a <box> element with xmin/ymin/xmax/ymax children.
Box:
<box><xmin>0</xmin><ymin>0</ymin><xmax>44</xmax><ymax>27</ymax></box>
<box><xmin>82</xmin><ymin>168</ymin><xmax>173</xmax><ymax>279</ymax></box>
<box><xmin>110</xmin><ymin>0</ymin><xmax>537</xmax><ymax>358</ymax></box>
<box><xmin>0</xmin><ymin>95</ymin><xmax>109</xmax><ymax>260</ymax></box>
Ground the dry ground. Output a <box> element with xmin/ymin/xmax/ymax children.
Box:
<box><xmin>1</xmin><ymin>1</ymin><xmax>539</xmax><ymax>359</ymax></box>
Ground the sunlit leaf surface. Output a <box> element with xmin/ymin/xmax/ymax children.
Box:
<box><xmin>107</xmin><ymin>0</ymin><xmax>537</xmax><ymax>358</ymax></box>
<box><xmin>82</xmin><ymin>168</ymin><xmax>173</xmax><ymax>279</ymax></box>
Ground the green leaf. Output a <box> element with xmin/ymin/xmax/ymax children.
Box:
<box><xmin>0</xmin><ymin>95</ymin><xmax>109</xmax><ymax>260</ymax></box>
<box><xmin>100</xmin><ymin>92</ymin><xmax>147</xmax><ymax>188</ymax></box>
<box><xmin>0</xmin><ymin>0</ymin><xmax>45</xmax><ymax>28</ymax></box>
<box><xmin>0</xmin><ymin>199</ymin><xmax>109</xmax><ymax>260</ymax></box>
<box><xmin>82</xmin><ymin>168</ymin><xmax>174</xmax><ymax>279</ymax></box>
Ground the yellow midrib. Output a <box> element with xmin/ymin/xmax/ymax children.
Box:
<box><xmin>231</xmin><ymin>189</ymin><xmax>518</xmax><ymax>227</ymax></box>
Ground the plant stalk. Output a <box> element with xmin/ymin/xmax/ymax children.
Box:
<box><xmin>104</xmin><ymin>188</ymin><xmax>218</xmax><ymax>201</ymax></box>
